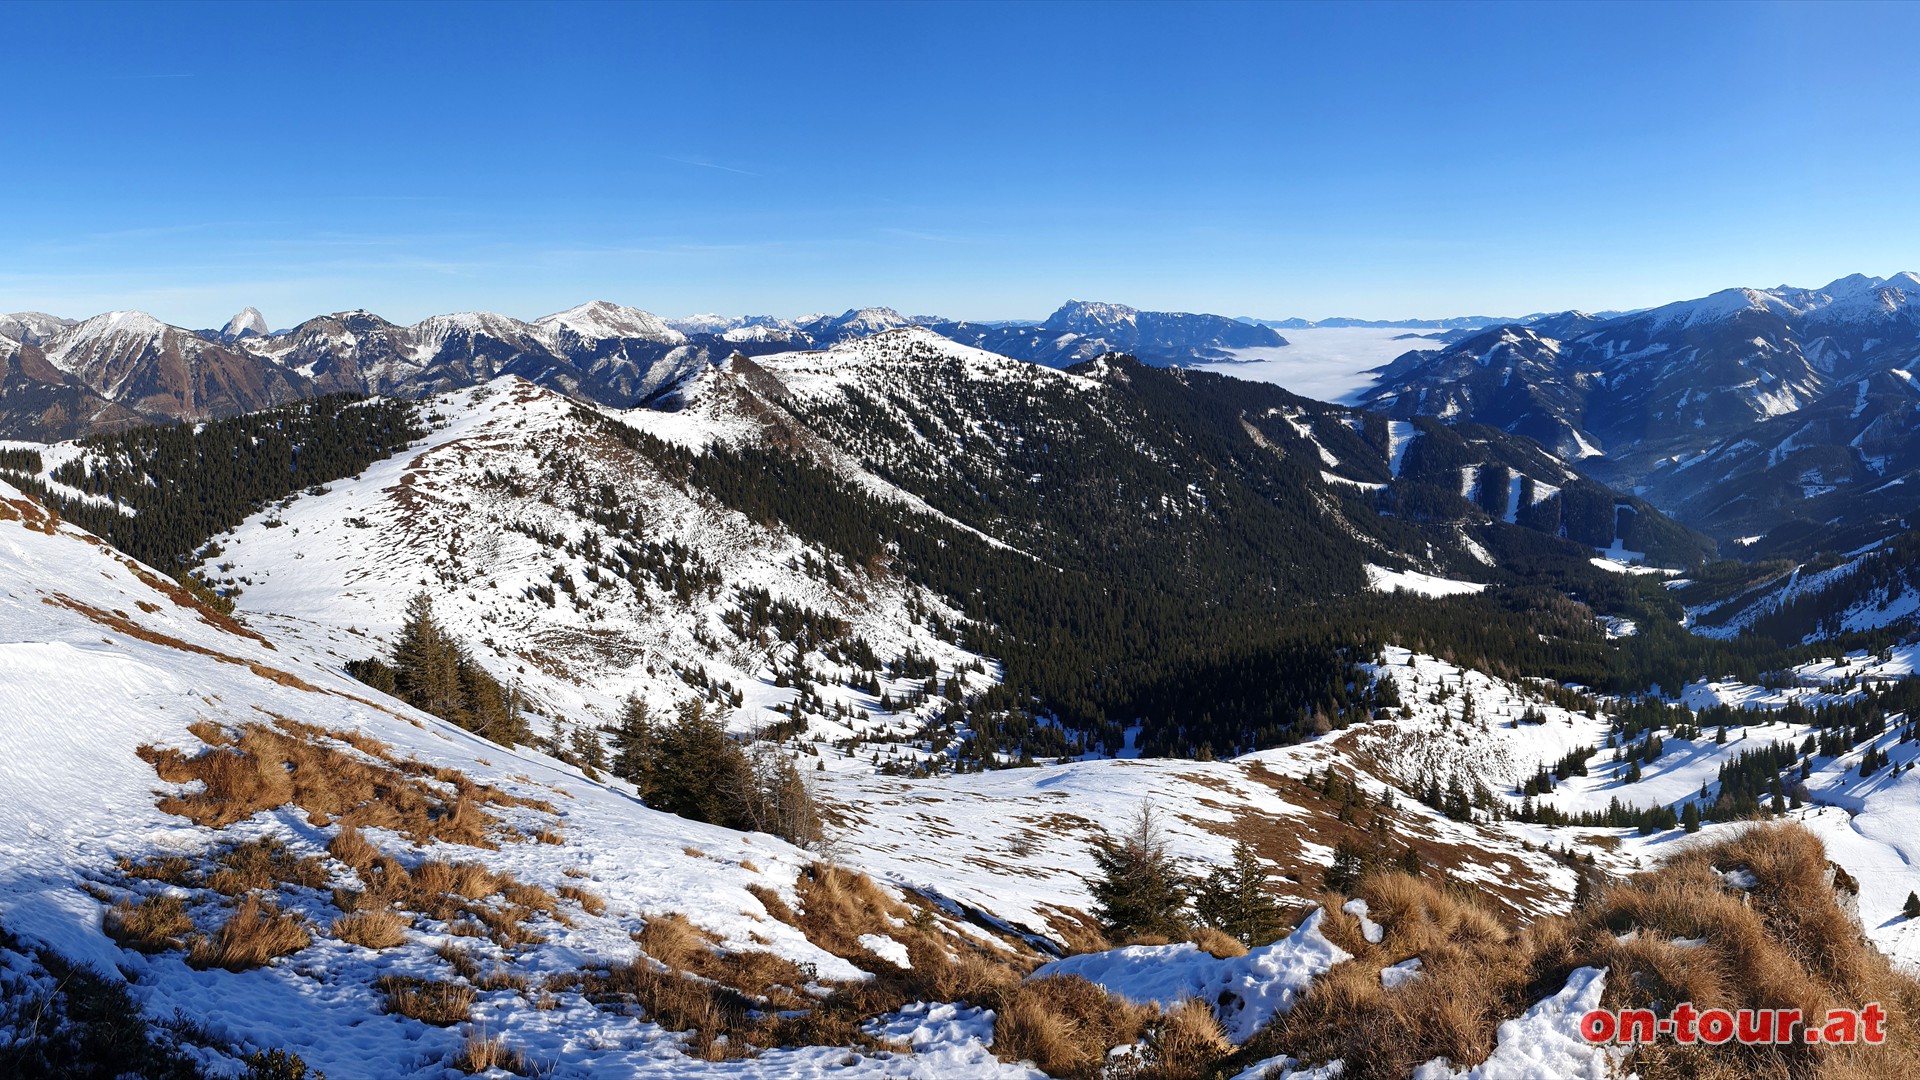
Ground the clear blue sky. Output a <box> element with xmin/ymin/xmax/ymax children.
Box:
<box><xmin>6</xmin><ymin>0</ymin><xmax>1919</xmax><ymax>328</ymax></box>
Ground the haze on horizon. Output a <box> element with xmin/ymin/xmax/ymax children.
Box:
<box><xmin>6</xmin><ymin>1</ymin><xmax>1920</xmax><ymax>329</ymax></box>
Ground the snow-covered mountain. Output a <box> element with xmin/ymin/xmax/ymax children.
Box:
<box><xmin>1364</xmin><ymin>273</ymin><xmax>1920</xmax><ymax>552</ymax></box>
<box><xmin>216</xmin><ymin>306</ymin><xmax>271</xmax><ymax>340</ymax></box>
<box><xmin>0</xmin><ymin>297</ymin><xmax>1286</xmax><ymax>441</ymax></box>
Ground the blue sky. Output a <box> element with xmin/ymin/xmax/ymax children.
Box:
<box><xmin>6</xmin><ymin>0</ymin><xmax>1920</xmax><ymax>327</ymax></box>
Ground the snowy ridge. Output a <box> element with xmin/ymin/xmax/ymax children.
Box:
<box><xmin>214</xmin><ymin>377</ymin><xmax>993</xmax><ymax>749</ymax></box>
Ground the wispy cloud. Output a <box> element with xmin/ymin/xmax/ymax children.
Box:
<box><xmin>881</xmin><ymin>228</ymin><xmax>973</xmax><ymax>245</ymax></box>
<box><xmin>657</xmin><ymin>155</ymin><xmax>761</xmax><ymax>177</ymax></box>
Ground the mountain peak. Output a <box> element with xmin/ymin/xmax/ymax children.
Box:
<box><xmin>534</xmin><ymin>300</ymin><xmax>683</xmax><ymax>343</ymax></box>
<box><xmin>1046</xmin><ymin>300</ymin><xmax>1139</xmax><ymax>330</ymax></box>
<box><xmin>222</xmin><ymin>307</ymin><xmax>269</xmax><ymax>339</ymax></box>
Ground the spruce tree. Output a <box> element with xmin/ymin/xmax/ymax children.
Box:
<box><xmin>1195</xmin><ymin>839</ymin><xmax>1284</xmax><ymax>945</ymax></box>
<box><xmin>1089</xmin><ymin>803</ymin><xmax>1188</xmax><ymax>940</ymax></box>
<box><xmin>392</xmin><ymin>592</ymin><xmax>467</xmax><ymax>725</ymax></box>
<box><xmin>1905</xmin><ymin>892</ymin><xmax>1920</xmax><ymax>920</ymax></box>
<box><xmin>610</xmin><ymin>695</ymin><xmax>656</xmax><ymax>794</ymax></box>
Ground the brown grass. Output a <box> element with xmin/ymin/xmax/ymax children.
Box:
<box><xmin>1253</xmin><ymin>823</ymin><xmax>1920</xmax><ymax>1080</ymax></box>
<box><xmin>1141</xmin><ymin>998</ymin><xmax>1232</xmax><ymax>1080</ymax></box>
<box><xmin>1186</xmin><ymin>925</ymin><xmax>1249</xmax><ymax>959</ymax></box>
<box><xmin>377</xmin><ymin>975</ymin><xmax>476</xmax><ymax>1026</ymax></box>
<box><xmin>207</xmin><ymin>838</ymin><xmax>329</xmax><ymax>895</ymax></box>
<box><xmin>104</xmin><ymin>894</ymin><xmax>194</xmax><ymax>953</ymax></box>
<box><xmin>452</xmin><ymin>1027</ymin><xmax>528</xmax><ymax>1074</ymax></box>
<box><xmin>577</xmin><ymin>865</ymin><xmax>1051</xmax><ymax>1065</ymax></box>
<box><xmin>558</xmin><ymin>884</ymin><xmax>606</xmax><ymax>916</ymax></box>
<box><xmin>328</xmin><ymin>825</ymin><xmax>379</xmax><ymax>869</ymax></box>
<box><xmin>474</xmin><ymin>967</ymin><xmax>532</xmax><ymax>994</ymax></box>
<box><xmin>437</xmin><ymin>941</ymin><xmax>482</xmax><ymax>981</ymax></box>
<box><xmin>186</xmin><ymin>895</ymin><xmax>311</xmax><ymax>971</ymax></box>
<box><xmin>992</xmin><ymin>975</ymin><xmax>1153</xmax><ymax>1079</ymax></box>
<box><xmin>579</xmin><ymin>961</ymin><xmax>759</xmax><ymax>1060</ymax></box>
<box><xmin>136</xmin><ymin>720</ymin><xmax>552</xmax><ymax>847</ymax></box>
<box><xmin>116</xmin><ymin>854</ymin><xmax>200</xmax><ymax>887</ymax></box>
<box><xmin>332</xmin><ymin>908</ymin><xmax>409</xmax><ymax>950</ymax></box>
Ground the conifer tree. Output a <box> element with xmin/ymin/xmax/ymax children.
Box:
<box><xmin>393</xmin><ymin>592</ymin><xmax>468</xmax><ymax>725</ymax></box>
<box><xmin>610</xmin><ymin>695</ymin><xmax>656</xmax><ymax>793</ymax></box>
<box><xmin>1089</xmin><ymin>803</ymin><xmax>1188</xmax><ymax>940</ymax></box>
<box><xmin>571</xmin><ymin>724</ymin><xmax>608</xmax><ymax>778</ymax></box>
<box><xmin>1905</xmin><ymin>892</ymin><xmax>1920</xmax><ymax>920</ymax></box>
<box><xmin>1195</xmin><ymin>839</ymin><xmax>1284</xmax><ymax>945</ymax></box>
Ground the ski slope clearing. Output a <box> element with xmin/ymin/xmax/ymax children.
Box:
<box><xmin>1364</xmin><ymin>565</ymin><xmax>1487</xmax><ymax>598</ymax></box>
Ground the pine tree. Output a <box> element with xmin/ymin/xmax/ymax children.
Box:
<box><xmin>392</xmin><ymin>592</ymin><xmax>468</xmax><ymax>725</ymax></box>
<box><xmin>1682</xmin><ymin>802</ymin><xmax>1701</xmax><ymax>833</ymax></box>
<box><xmin>1905</xmin><ymin>892</ymin><xmax>1920</xmax><ymax>920</ymax></box>
<box><xmin>571</xmin><ymin>724</ymin><xmax>608</xmax><ymax>778</ymax></box>
<box><xmin>610</xmin><ymin>695</ymin><xmax>656</xmax><ymax>793</ymax></box>
<box><xmin>1323</xmin><ymin>836</ymin><xmax>1371</xmax><ymax>892</ymax></box>
<box><xmin>1089</xmin><ymin>803</ymin><xmax>1189</xmax><ymax>940</ymax></box>
<box><xmin>1194</xmin><ymin>840</ymin><xmax>1285</xmax><ymax>946</ymax></box>
<box><xmin>649</xmin><ymin>700</ymin><xmax>740</xmax><ymax>827</ymax></box>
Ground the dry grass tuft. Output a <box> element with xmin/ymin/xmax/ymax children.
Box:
<box><xmin>377</xmin><ymin>975</ymin><xmax>476</xmax><ymax>1026</ymax></box>
<box><xmin>137</xmin><ymin>720</ymin><xmax>552</xmax><ymax>847</ymax></box>
<box><xmin>104</xmin><ymin>894</ymin><xmax>194</xmax><ymax>953</ymax></box>
<box><xmin>1186</xmin><ymin>926</ymin><xmax>1248</xmax><ymax>959</ymax></box>
<box><xmin>558</xmin><ymin>884</ymin><xmax>606</xmax><ymax>917</ymax></box>
<box><xmin>327</xmin><ymin>825</ymin><xmax>379</xmax><ymax>870</ymax></box>
<box><xmin>992</xmin><ymin>974</ymin><xmax>1153</xmax><ymax>1080</ymax></box>
<box><xmin>634</xmin><ymin>913</ymin><xmax>713</xmax><ymax>970</ymax></box>
<box><xmin>186</xmin><ymin>895</ymin><xmax>311</xmax><ymax>971</ymax></box>
<box><xmin>579</xmin><ymin>961</ymin><xmax>758</xmax><ymax>1061</ymax></box>
<box><xmin>451</xmin><ymin>1027</ymin><xmax>528</xmax><ymax>1074</ymax></box>
<box><xmin>207</xmin><ymin>838</ymin><xmax>329</xmax><ymax>896</ymax></box>
<box><xmin>437</xmin><ymin>941</ymin><xmax>483</xmax><ymax>981</ymax></box>
<box><xmin>1141</xmin><ymin>998</ymin><xmax>1232</xmax><ymax>1079</ymax></box>
<box><xmin>332</xmin><ymin>907</ymin><xmax>409</xmax><ymax>950</ymax></box>
<box><xmin>1254</xmin><ymin>823</ymin><xmax>1920</xmax><ymax>1080</ymax></box>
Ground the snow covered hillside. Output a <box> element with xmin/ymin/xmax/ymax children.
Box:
<box><xmin>0</xmin><ymin>475</ymin><xmax>1627</xmax><ymax>1078</ymax></box>
<box><xmin>204</xmin><ymin>377</ymin><xmax>991</xmax><ymax>757</ymax></box>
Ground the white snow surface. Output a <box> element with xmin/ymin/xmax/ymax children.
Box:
<box><xmin>1033</xmin><ymin>908</ymin><xmax>1352</xmax><ymax>1043</ymax></box>
<box><xmin>1411</xmin><ymin>967</ymin><xmax>1619</xmax><ymax>1080</ymax></box>
<box><xmin>1365</xmin><ymin>564</ymin><xmax>1487</xmax><ymax>598</ymax></box>
<box><xmin>1</xmin><ymin>479</ymin><xmax>993</xmax><ymax>1077</ymax></box>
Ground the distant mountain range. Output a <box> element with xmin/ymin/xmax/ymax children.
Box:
<box><xmin>0</xmin><ymin>299</ymin><xmax>1282</xmax><ymax>441</ymax></box>
<box><xmin>1362</xmin><ymin>273</ymin><xmax>1920</xmax><ymax>555</ymax></box>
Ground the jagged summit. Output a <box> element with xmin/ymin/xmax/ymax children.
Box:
<box><xmin>222</xmin><ymin>307</ymin><xmax>269</xmax><ymax>338</ymax></box>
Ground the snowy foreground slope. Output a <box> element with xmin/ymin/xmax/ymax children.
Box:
<box><xmin>0</xmin><ymin>479</ymin><xmax>1625</xmax><ymax>1078</ymax></box>
<box><xmin>0</xmin><ymin>481</ymin><xmax>1013</xmax><ymax>1077</ymax></box>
